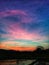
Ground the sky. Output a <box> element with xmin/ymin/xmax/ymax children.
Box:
<box><xmin>0</xmin><ymin>0</ymin><xmax>49</xmax><ymax>51</ymax></box>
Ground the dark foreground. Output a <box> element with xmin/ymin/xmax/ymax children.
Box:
<box><xmin>0</xmin><ymin>48</ymin><xmax>49</xmax><ymax>65</ymax></box>
<box><xmin>0</xmin><ymin>59</ymin><xmax>49</xmax><ymax>65</ymax></box>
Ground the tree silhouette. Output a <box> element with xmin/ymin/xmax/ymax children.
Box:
<box><xmin>29</xmin><ymin>46</ymin><xmax>46</xmax><ymax>65</ymax></box>
<box><xmin>37</xmin><ymin>46</ymin><xmax>44</xmax><ymax>50</ymax></box>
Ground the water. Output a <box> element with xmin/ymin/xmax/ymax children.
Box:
<box><xmin>0</xmin><ymin>60</ymin><xmax>49</xmax><ymax>65</ymax></box>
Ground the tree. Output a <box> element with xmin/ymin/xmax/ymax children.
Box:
<box><xmin>37</xmin><ymin>46</ymin><xmax>44</xmax><ymax>50</ymax></box>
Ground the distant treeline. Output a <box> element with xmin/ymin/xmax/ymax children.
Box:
<box><xmin>0</xmin><ymin>48</ymin><xmax>49</xmax><ymax>62</ymax></box>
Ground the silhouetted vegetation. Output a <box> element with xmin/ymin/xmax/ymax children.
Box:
<box><xmin>0</xmin><ymin>48</ymin><xmax>49</xmax><ymax>62</ymax></box>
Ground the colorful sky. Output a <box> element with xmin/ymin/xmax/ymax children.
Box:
<box><xmin>0</xmin><ymin>0</ymin><xmax>49</xmax><ymax>51</ymax></box>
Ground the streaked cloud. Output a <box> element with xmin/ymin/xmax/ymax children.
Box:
<box><xmin>0</xmin><ymin>0</ymin><xmax>49</xmax><ymax>51</ymax></box>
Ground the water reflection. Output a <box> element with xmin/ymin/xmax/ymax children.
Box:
<box><xmin>0</xmin><ymin>60</ymin><xmax>49</xmax><ymax>65</ymax></box>
<box><xmin>0</xmin><ymin>60</ymin><xmax>34</xmax><ymax>65</ymax></box>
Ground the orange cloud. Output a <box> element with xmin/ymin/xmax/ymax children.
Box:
<box><xmin>0</xmin><ymin>44</ymin><xmax>36</xmax><ymax>51</ymax></box>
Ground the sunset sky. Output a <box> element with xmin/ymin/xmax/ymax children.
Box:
<box><xmin>0</xmin><ymin>0</ymin><xmax>49</xmax><ymax>51</ymax></box>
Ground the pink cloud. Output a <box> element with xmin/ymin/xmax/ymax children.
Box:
<box><xmin>0</xmin><ymin>10</ymin><xmax>47</xmax><ymax>48</ymax></box>
<box><xmin>1</xmin><ymin>26</ymin><xmax>47</xmax><ymax>42</ymax></box>
<box><xmin>0</xmin><ymin>10</ymin><xmax>33</xmax><ymax>23</ymax></box>
<box><xmin>0</xmin><ymin>10</ymin><xmax>27</xmax><ymax>17</ymax></box>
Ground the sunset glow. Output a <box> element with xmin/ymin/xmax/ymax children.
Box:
<box><xmin>0</xmin><ymin>0</ymin><xmax>49</xmax><ymax>51</ymax></box>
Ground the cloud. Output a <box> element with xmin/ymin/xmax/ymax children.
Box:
<box><xmin>0</xmin><ymin>10</ymin><xmax>48</xmax><ymax>44</ymax></box>
<box><xmin>0</xmin><ymin>0</ymin><xmax>49</xmax><ymax>51</ymax></box>
<box><xmin>0</xmin><ymin>10</ymin><xmax>33</xmax><ymax>24</ymax></box>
